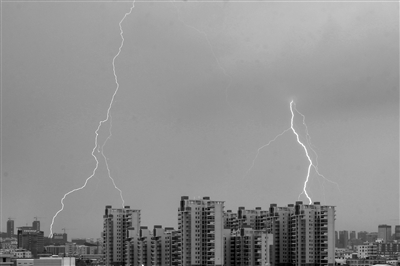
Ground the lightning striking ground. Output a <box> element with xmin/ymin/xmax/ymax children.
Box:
<box><xmin>49</xmin><ymin>1</ymin><xmax>135</xmax><ymax>238</ymax></box>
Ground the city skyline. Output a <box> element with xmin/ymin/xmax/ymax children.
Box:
<box><xmin>2</xmin><ymin>1</ymin><xmax>399</xmax><ymax>240</ymax></box>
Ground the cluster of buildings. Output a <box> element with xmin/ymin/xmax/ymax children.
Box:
<box><xmin>336</xmin><ymin>225</ymin><xmax>400</xmax><ymax>250</ymax></box>
<box><xmin>2</xmin><ymin>196</ymin><xmax>399</xmax><ymax>266</ymax></box>
<box><xmin>334</xmin><ymin>226</ymin><xmax>400</xmax><ymax>265</ymax></box>
<box><xmin>102</xmin><ymin>196</ymin><xmax>336</xmax><ymax>266</ymax></box>
<box><xmin>0</xmin><ymin>218</ymin><xmax>102</xmax><ymax>264</ymax></box>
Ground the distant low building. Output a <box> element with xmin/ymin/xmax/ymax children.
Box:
<box><xmin>44</xmin><ymin>245</ymin><xmax>66</xmax><ymax>256</ymax></box>
<box><xmin>376</xmin><ymin>242</ymin><xmax>400</xmax><ymax>255</ymax></box>
<box><xmin>51</xmin><ymin>233</ymin><xmax>68</xmax><ymax>245</ymax></box>
<box><xmin>346</xmin><ymin>258</ymin><xmax>386</xmax><ymax>266</ymax></box>
<box><xmin>70</xmin><ymin>238</ymin><xmax>86</xmax><ymax>245</ymax></box>
<box><xmin>0</xmin><ymin>237</ymin><xmax>18</xmax><ymax>249</ymax></box>
<box><xmin>11</xmin><ymin>248</ymin><xmax>33</xmax><ymax>258</ymax></box>
<box><xmin>65</xmin><ymin>242</ymin><xmax>76</xmax><ymax>256</ymax></box>
<box><xmin>0</xmin><ymin>254</ymin><xmax>13</xmax><ymax>266</ymax></box>
<box><xmin>355</xmin><ymin>243</ymin><xmax>377</xmax><ymax>258</ymax></box>
<box><xmin>15</xmin><ymin>257</ymin><xmax>75</xmax><ymax>266</ymax></box>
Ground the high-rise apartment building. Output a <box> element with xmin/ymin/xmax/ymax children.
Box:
<box><xmin>17</xmin><ymin>226</ymin><xmax>44</xmax><ymax>258</ymax></box>
<box><xmin>103</xmin><ymin>205</ymin><xmax>140</xmax><ymax>266</ymax></box>
<box><xmin>170</xmin><ymin>229</ymin><xmax>182</xmax><ymax>266</ymax></box>
<box><xmin>350</xmin><ymin>231</ymin><xmax>356</xmax><ymax>240</ymax></box>
<box><xmin>224</xmin><ymin>226</ymin><xmax>272</xmax><ymax>266</ymax></box>
<box><xmin>7</xmin><ymin>219</ymin><xmax>14</xmax><ymax>238</ymax></box>
<box><xmin>395</xmin><ymin>225</ymin><xmax>400</xmax><ymax>241</ymax></box>
<box><xmin>126</xmin><ymin>225</ymin><xmax>177</xmax><ymax>266</ymax></box>
<box><xmin>356</xmin><ymin>243</ymin><xmax>377</xmax><ymax>258</ymax></box>
<box><xmin>223</xmin><ymin>207</ymin><xmax>272</xmax><ymax>266</ymax></box>
<box><xmin>224</xmin><ymin>207</ymin><xmax>267</xmax><ymax>232</ymax></box>
<box><xmin>265</xmin><ymin>203</ymin><xmax>292</xmax><ymax>265</ymax></box>
<box><xmin>338</xmin><ymin>231</ymin><xmax>348</xmax><ymax>248</ymax></box>
<box><xmin>224</xmin><ymin>210</ymin><xmax>239</xmax><ymax>231</ymax></box>
<box><xmin>378</xmin><ymin>224</ymin><xmax>392</xmax><ymax>242</ymax></box>
<box><xmin>32</xmin><ymin>221</ymin><xmax>40</xmax><ymax>231</ymax></box>
<box><xmin>358</xmin><ymin>231</ymin><xmax>368</xmax><ymax>242</ymax></box>
<box><xmin>335</xmin><ymin>231</ymin><xmax>339</xmax><ymax>248</ymax></box>
<box><xmin>178</xmin><ymin>196</ymin><xmax>225</xmax><ymax>266</ymax></box>
<box><xmin>266</xmin><ymin>201</ymin><xmax>336</xmax><ymax>266</ymax></box>
<box><xmin>366</xmin><ymin>232</ymin><xmax>378</xmax><ymax>243</ymax></box>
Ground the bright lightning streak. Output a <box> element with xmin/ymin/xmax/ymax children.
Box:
<box><xmin>49</xmin><ymin>1</ymin><xmax>135</xmax><ymax>238</ymax></box>
<box><xmin>243</xmin><ymin>100</ymin><xmax>340</xmax><ymax>204</ymax></box>
<box><xmin>290</xmin><ymin>100</ymin><xmax>313</xmax><ymax>204</ymax></box>
<box><xmin>243</xmin><ymin>101</ymin><xmax>338</xmax><ymax>205</ymax></box>
<box><xmin>102</xmin><ymin>115</ymin><xmax>125</xmax><ymax>205</ymax></box>
<box><xmin>293</xmin><ymin>105</ymin><xmax>341</xmax><ymax>196</ymax></box>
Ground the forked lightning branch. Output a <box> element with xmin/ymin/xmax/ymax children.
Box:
<box><xmin>49</xmin><ymin>0</ymin><xmax>136</xmax><ymax>238</ymax></box>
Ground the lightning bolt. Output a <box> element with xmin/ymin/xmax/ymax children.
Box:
<box><xmin>290</xmin><ymin>100</ymin><xmax>313</xmax><ymax>204</ymax></box>
<box><xmin>293</xmin><ymin>105</ymin><xmax>341</xmax><ymax>202</ymax></box>
<box><xmin>244</xmin><ymin>100</ymin><xmax>339</xmax><ymax>205</ymax></box>
<box><xmin>49</xmin><ymin>1</ymin><xmax>135</xmax><ymax>238</ymax></box>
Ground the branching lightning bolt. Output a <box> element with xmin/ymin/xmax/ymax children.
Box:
<box><xmin>243</xmin><ymin>127</ymin><xmax>291</xmax><ymax>179</ymax></box>
<box><xmin>49</xmin><ymin>1</ymin><xmax>135</xmax><ymax>238</ymax></box>
<box><xmin>244</xmin><ymin>100</ymin><xmax>339</xmax><ymax>205</ymax></box>
<box><xmin>293</xmin><ymin>105</ymin><xmax>341</xmax><ymax>202</ymax></box>
<box><xmin>289</xmin><ymin>100</ymin><xmax>313</xmax><ymax>204</ymax></box>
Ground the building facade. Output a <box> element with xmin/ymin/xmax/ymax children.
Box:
<box><xmin>102</xmin><ymin>205</ymin><xmax>140</xmax><ymax>266</ymax></box>
<box><xmin>11</xmin><ymin>249</ymin><xmax>33</xmax><ymax>258</ymax></box>
<box><xmin>51</xmin><ymin>233</ymin><xmax>68</xmax><ymax>245</ymax></box>
<box><xmin>32</xmin><ymin>221</ymin><xmax>40</xmax><ymax>231</ymax></box>
<box><xmin>350</xmin><ymin>231</ymin><xmax>356</xmax><ymax>240</ymax></box>
<box><xmin>395</xmin><ymin>226</ymin><xmax>400</xmax><ymax>241</ymax></box>
<box><xmin>224</xmin><ymin>226</ymin><xmax>272</xmax><ymax>266</ymax></box>
<box><xmin>266</xmin><ymin>201</ymin><xmax>336</xmax><ymax>266</ymax></box>
<box><xmin>6</xmin><ymin>219</ymin><xmax>14</xmax><ymax>238</ymax></box>
<box><xmin>17</xmin><ymin>227</ymin><xmax>44</xmax><ymax>258</ymax></box>
<box><xmin>178</xmin><ymin>196</ymin><xmax>225</xmax><ymax>266</ymax></box>
<box><xmin>44</xmin><ymin>245</ymin><xmax>66</xmax><ymax>256</ymax></box>
<box><xmin>378</xmin><ymin>225</ymin><xmax>392</xmax><ymax>243</ymax></box>
<box><xmin>358</xmin><ymin>231</ymin><xmax>368</xmax><ymax>242</ymax></box>
<box><xmin>366</xmin><ymin>232</ymin><xmax>378</xmax><ymax>243</ymax></box>
<box><xmin>376</xmin><ymin>242</ymin><xmax>400</xmax><ymax>255</ymax></box>
<box><xmin>126</xmin><ymin>225</ymin><xmax>177</xmax><ymax>266</ymax></box>
<box><xmin>338</xmin><ymin>231</ymin><xmax>349</xmax><ymax>249</ymax></box>
<box><xmin>355</xmin><ymin>244</ymin><xmax>377</xmax><ymax>258</ymax></box>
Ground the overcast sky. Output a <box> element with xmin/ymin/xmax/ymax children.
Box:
<box><xmin>2</xmin><ymin>0</ymin><xmax>399</xmax><ymax>239</ymax></box>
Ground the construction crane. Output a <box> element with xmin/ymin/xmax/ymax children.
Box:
<box><xmin>33</xmin><ymin>216</ymin><xmax>45</xmax><ymax>221</ymax></box>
